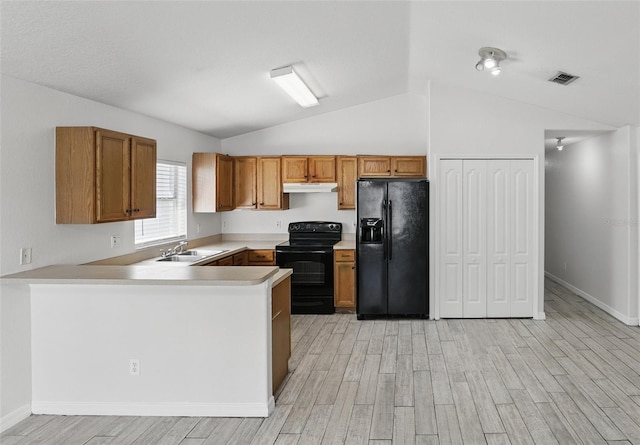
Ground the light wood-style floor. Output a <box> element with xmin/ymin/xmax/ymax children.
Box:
<box><xmin>4</xmin><ymin>278</ymin><xmax>640</xmax><ymax>444</ymax></box>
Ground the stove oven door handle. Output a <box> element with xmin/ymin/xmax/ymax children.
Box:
<box><xmin>276</xmin><ymin>249</ymin><xmax>333</xmax><ymax>255</ymax></box>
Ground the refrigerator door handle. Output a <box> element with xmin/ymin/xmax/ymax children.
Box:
<box><xmin>382</xmin><ymin>199</ymin><xmax>387</xmax><ymax>259</ymax></box>
<box><xmin>388</xmin><ymin>200</ymin><xmax>393</xmax><ymax>260</ymax></box>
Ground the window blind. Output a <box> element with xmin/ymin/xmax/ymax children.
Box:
<box><xmin>135</xmin><ymin>161</ymin><xmax>187</xmax><ymax>247</ymax></box>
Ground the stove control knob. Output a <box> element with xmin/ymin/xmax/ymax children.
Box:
<box><xmin>292</xmin><ymin>224</ymin><xmax>301</xmax><ymax>231</ymax></box>
<box><xmin>329</xmin><ymin>224</ymin><xmax>335</xmax><ymax>230</ymax></box>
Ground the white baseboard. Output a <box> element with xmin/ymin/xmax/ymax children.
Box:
<box><xmin>545</xmin><ymin>271</ymin><xmax>639</xmax><ymax>326</ymax></box>
<box><xmin>31</xmin><ymin>398</ymin><xmax>275</xmax><ymax>418</ymax></box>
<box><xmin>534</xmin><ymin>312</ymin><xmax>546</xmax><ymax>320</ymax></box>
<box><xmin>0</xmin><ymin>403</ymin><xmax>31</xmax><ymax>433</ymax></box>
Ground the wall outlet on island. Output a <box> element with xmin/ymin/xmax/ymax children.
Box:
<box><xmin>129</xmin><ymin>359</ymin><xmax>140</xmax><ymax>376</ymax></box>
<box><xmin>110</xmin><ymin>235</ymin><xmax>121</xmax><ymax>249</ymax></box>
<box><xmin>20</xmin><ymin>247</ymin><xmax>32</xmax><ymax>265</ymax></box>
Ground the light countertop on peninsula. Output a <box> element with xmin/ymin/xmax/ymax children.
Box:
<box><xmin>1</xmin><ymin>264</ymin><xmax>288</xmax><ymax>286</ymax></box>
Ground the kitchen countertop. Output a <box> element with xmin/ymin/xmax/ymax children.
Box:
<box><xmin>1</xmin><ymin>264</ymin><xmax>288</xmax><ymax>287</ymax></box>
<box><xmin>333</xmin><ymin>240</ymin><xmax>355</xmax><ymax>250</ymax></box>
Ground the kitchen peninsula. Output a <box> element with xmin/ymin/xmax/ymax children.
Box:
<box><xmin>2</xmin><ymin>262</ymin><xmax>292</xmax><ymax>418</ymax></box>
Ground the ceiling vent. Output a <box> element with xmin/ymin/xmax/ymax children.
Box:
<box><xmin>548</xmin><ymin>71</ymin><xmax>580</xmax><ymax>86</ymax></box>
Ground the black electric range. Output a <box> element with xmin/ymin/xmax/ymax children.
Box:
<box><xmin>275</xmin><ymin>221</ymin><xmax>342</xmax><ymax>314</ymax></box>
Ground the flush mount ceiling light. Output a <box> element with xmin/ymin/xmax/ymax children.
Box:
<box><xmin>475</xmin><ymin>47</ymin><xmax>507</xmax><ymax>76</ymax></box>
<box><xmin>556</xmin><ymin>137</ymin><xmax>565</xmax><ymax>151</ymax></box>
<box><xmin>270</xmin><ymin>65</ymin><xmax>319</xmax><ymax>108</ymax></box>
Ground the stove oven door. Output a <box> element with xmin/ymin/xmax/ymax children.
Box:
<box><xmin>275</xmin><ymin>249</ymin><xmax>335</xmax><ymax>314</ymax></box>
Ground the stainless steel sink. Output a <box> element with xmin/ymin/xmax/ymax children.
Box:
<box><xmin>178</xmin><ymin>250</ymin><xmax>226</xmax><ymax>256</ymax></box>
<box><xmin>156</xmin><ymin>255</ymin><xmax>202</xmax><ymax>262</ymax></box>
<box><xmin>156</xmin><ymin>249</ymin><xmax>227</xmax><ymax>263</ymax></box>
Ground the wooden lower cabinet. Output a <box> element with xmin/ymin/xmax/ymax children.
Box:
<box><xmin>334</xmin><ymin>249</ymin><xmax>356</xmax><ymax>311</ymax></box>
<box><xmin>217</xmin><ymin>256</ymin><xmax>234</xmax><ymax>266</ymax></box>
<box><xmin>272</xmin><ymin>276</ymin><xmax>291</xmax><ymax>394</ymax></box>
<box><xmin>232</xmin><ymin>251</ymin><xmax>248</xmax><ymax>266</ymax></box>
<box><xmin>247</xmin><ymin>249</ymin><xmax>275</xmax><ymax>265</ymax></box>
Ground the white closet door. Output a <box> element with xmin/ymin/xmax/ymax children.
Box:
<box><xmin>439</xmin><ymin>160</ymin><xmax>463</xmax><ymax>317</ymax></box>
<box><xmin>462</xmin><ymin>160</ymin><xmax>487</xmax><ymax>317</ymax></box>
<box><xmin>487</xmin><ymin>161</ymin><xmax>511</xmax><ymax>317</ymax></box>
<box><xmin>510</xmin><ymin>160</ymin><xmax>535</xmax><ymax>317</ymax></box>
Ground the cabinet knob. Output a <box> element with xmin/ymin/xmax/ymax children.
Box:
<box><xmin>259</xmin><ymin>202</ymin><xmax>264</xmax><ymax>205</ymax></box>
<box><xmin>387</xmin><ymin>169</ymin><xmax>391</xmax><ymax>172</ymax></box>
<box><xmin>352</xmin><ymin>266</ymin><xmax>355</xmax><ymax>270</ymax></box>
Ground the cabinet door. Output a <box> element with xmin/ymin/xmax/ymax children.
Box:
<box><xmin>96</xmin><ymin>129</ymin><xmax>131</xmax><ymax>223</ymax></box>
<box><xmin>392</xmin><ymin>156</ymin><xmax>426</xmax><ymax>177</ymax></box>
<box><xmin>337</xmin><ymin>156</ymin><xmax>357</xmax><ymax>210</ymax></box>
<box><xmin>358</xmin><ymin>156</ymin><xmax>391</xmax><ymax>177</ymax></box>
<box><xmin>308</xmin><ymin>156</ymin><xmax>336</xmax><ymax>182</ymax></box>
<box><xmin>234</xmin><ymin>157</ymin><xmax>257</xmax><ymax>209</ymax></box>
<box><xmin>130</xmin><ymin>136</ymin><xmax>156</xmax><ymax>220</ymax></box>
<box><xmin>217</xmin><ymin>256</ymin><xmax>234</xmax><ymax>266</ymax></box>
<box><xmin>282</xmin><ymin>156</ymin><xmax>308</xmax><ymax>182</ymax></box>
<box><xmin>258</xmin><ymin>157</ymin><xmax>288</xmax><ymax>210</ymax></box>
<box><xmin>334</xmin><ymin>261</ymin><xmax>356</xmax><ymax>308</ymax></box>
<box><xmin>216</xmin><ymin>154</ymin><xmax>234</xmax><ymax>211</ymax></box>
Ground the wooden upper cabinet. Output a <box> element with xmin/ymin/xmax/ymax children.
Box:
<box><xmin>358</xmin><ymin>156</ymin><xmax>392</xmax><ymax>177</ymax></box>
<box><xmin>216</xmin><ymin>154</ymin><xmax>234</xmax><ymax>211</ymax></box>
<box><xmin>282</xmin><ymin>156</ymin><xmax>309</xmax><ymax>183</ymax></box>
<box><xmin>234</xmin><ymin>157</ymin><xmax>257</xmax><ymax>209</ymax></box>
<box><xmin>130</xmin><ymin>136</ymin><xmax>157</xmax><ymax>219</ymax></box>
<box><xmin>392</xmin><ymin>156</ymin><xmax>427</xmax><ymax>177</ymax></box>
<box><xmin>308</xmin><ymin>156</ymin><xmax>336</xmax><ymax>182</ymax></box>
<box><xmin>56</xmin><ymin>127</ymin><xmax>156</xmax><ymax>224</ymax></box>
<box><xmin>282</xmin><ymin>156</ymin><xmax>336</xmax><ymax>183</ymax></box>
<box><xmin>337</xmin><ymin>156</ymin><xmax>357</xmax><ymax>210</ymax></box>
<box><xmin>192</xmin><ymin>153</ymin><xmax>234</xmax><ymax>212</ymax></box>
<box><xmin>358</xmin><ymin>155</ymin><xmax>427</xmax><ymax>178</ymax></box>
<box><xmin>257</xmin><ymin>156</ymin><xmax>289</xmax><ymax>210</ymax></box>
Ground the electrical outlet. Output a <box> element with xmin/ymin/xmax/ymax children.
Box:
<box><xmin>223</xmin><ymin>220</ymin><xmax>228</xmax><ymax>230</ymax></box>
<box><xmin>129</xmin><ymin>359</ymin><xmax>140</xmax><ymax>376</ymax></box>
<box><xmin>275</xmin><ymin>220</ymin><xmax>282</xmax><ymax>229</ymax></box>
<box><xmin>196</xmin><ymin>224</ymin><xmax>201</xmax><ymax>234</ymax></box>
<box><xmin>20</xmin><ymin>248</ymin><xmax>32</xmax><ymax>265</ymax></box>
<box><xmin>110</xmin><ymin>235</ymin><xmax>121</xmax><ymax>248</ymax></box>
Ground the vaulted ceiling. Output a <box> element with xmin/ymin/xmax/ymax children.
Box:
<box><xmin>2</xmin><ymin>1</ymin><xmax>638</xmax><ymax>139</ymax></box>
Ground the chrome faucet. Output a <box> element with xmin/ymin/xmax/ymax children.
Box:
<box><xmin>161</xmin><ymin>240</ymin><xmax>188</xmax><ymax>257</ymax></box>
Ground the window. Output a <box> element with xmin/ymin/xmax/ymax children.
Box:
<box><xmin>135</xmin><ymin>161</ymin><xmax>187</xmax><ymax>247</ymax></box>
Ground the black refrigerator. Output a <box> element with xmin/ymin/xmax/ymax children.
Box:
<box><xmin>356</xmin><ymin>179</ymin><xmax>429</xmax><ymax>319</ymax></box>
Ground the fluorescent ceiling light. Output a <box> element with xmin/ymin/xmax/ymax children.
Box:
<box><xmin>270</xmin><ymin>66</ymin><xmax>319</xmax><ymax>108</ymax></box>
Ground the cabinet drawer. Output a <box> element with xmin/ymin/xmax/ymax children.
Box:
<box><xmin>335</xmin><ymin>250</ymin><xmax>355</xmax><ymax>262</ymax></box>
<box><xmin>248</xmin><ymin>250</ymin><xmax>275</xmax><ymax>264</ymax></box>
<box><xmin>217</xmin><ymin>256</ymin><xmax>234</xmax><ymax>266</ymax></box>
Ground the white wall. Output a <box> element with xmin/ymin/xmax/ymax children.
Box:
<box><xmin>546</xmin><ymin>128</ymin><xmax>638</xmax><ymax>324</ymax></box>
<box><xmin>221</xmin><ymin>93</ymin><xmax>428</xmax><ymax>233</ymax></box>
<box><xmin>428</xmin><ymin>82</ymin><xmax>615</xmax><ymax>318</ymax></box>
<box><xmin>0</xmin><ymin>75</ymin><xmax>222</xmax><ymax>429</ymax></box>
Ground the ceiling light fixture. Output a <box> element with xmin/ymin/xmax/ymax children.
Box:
<box><xmin>475</xmin><ymin>47</ymin><xmax>507</xmax><ymax>76</ymax></box>
<box><xmin>270</xmin><ymin>65</ymin><xmax>319</xmax><ymax>108</ymax></box>
<box><xmin>556</xmin><ymin>137</ymin><xmax>565</xmax><ymax>151</ymax></box>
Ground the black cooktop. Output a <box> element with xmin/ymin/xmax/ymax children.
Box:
<box><xmin>276</xmin><ymin>221</ymin><xmax>342</xmax><ymax>250</ymax></box>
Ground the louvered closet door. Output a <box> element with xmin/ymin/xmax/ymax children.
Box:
<box><xmin>439</xmin><ymin>160</ymin><xmax>463</xmax><ymax>317</ymax></box>
<box><xmin>462</xmin><ymin>161</ymin><xmax>487</xmax><ymax>317</ymax></box>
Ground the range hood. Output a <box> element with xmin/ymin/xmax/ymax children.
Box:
<box><xmin>283</xmin><ymin>182</ymin><xmax>338</xmax><ymax>193</ymax></box>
